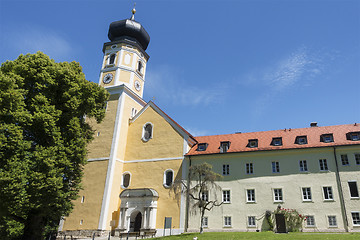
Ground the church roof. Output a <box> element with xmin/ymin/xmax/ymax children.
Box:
<box><xmin>187</xmin><ymin>124</ymin><xmax>360</xmax><ymax>156</ymax></box>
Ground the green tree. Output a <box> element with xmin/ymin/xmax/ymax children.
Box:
<box><xmin>0</xmin><ymin>52</ymin><xmax>109</xmax><ymax>240</ymax></box>
<box><xmin>173</xmin><ymin>162</ymin><xmax>223</xmax><ymax>234</ymax></box>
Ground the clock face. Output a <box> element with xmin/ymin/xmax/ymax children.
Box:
<box><xmin>103</xmin><ymin>73</ymin><xmax>113</xmax><ymax>84</ymax></box>
<box><xmin>134</xmin><ymin>80</ymin><xmax>141</xmax><ymax>91</ymax></box>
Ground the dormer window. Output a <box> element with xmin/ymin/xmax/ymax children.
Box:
<box><xmin>321</xmin><ymin>134</ymin><xmax>334</xmax><ymax>143</ymax></box>
<box><xmin>347</xmin><ymin>132</ymin><xmax>360</xmax><ymax>141</ymax></box>
<box><xmin>197</xmin><ymin>143</ymin><xmax>208</xmax><ymax>151</ymax></box>
<box><xmin>220</xmin><ymin>141</ymin><xmax>230</xmax><ymax>153</ymax></box>
<box><xmin>295</xmin><ymin>136</ymin><xmax>307</xmax><ymax>145</ymax></box>
<box><xmin>271</xmin><ymin>137</ymin><xmax>282</xmax><ymax>146</ymax></box>
<box><xmin>247</xmin><ymin>139</ymin><xmax>258</xmax><ymax>148</ymax></box>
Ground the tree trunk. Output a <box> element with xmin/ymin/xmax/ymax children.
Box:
<box><xmin>22</xmin><ymin>213</ymin><xmax>45</xmax><ymax>240</ymax></box>
<box><xmin>199</xmin><ymin>208</ymin><xmax>205</xmax><ymax>234</ymax></box>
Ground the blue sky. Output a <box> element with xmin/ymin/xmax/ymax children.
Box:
<box><xmin>1</xmin><ymin>0</ymin><xmax>359</xmax><ymax>136</ymax></box>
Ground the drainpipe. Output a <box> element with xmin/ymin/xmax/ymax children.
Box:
<box><xmin>333</xmin><ymin>147</ymin><xmax>349</xmax><ymax>232</ymax></box>
<box><xmin>184</xmin><ymin>156</ymin><xmax>192</xmax><ymax>232</ymax></box>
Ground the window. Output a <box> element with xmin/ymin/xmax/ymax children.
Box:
<box><xmin>306</xmin><ymin>216</ymin><xmax>315</xmax><ymax>227</ymax></box>
<box><xmin>197</xmin><ymin>143</ymin><xmax>207</xmax><ymax>151</ymax></box>
<box><xmin>347</xmin><ymin>132</ymin><xmax>360</xmax><ymax>141</ymax></box>
<box><xmin>81</xmin><ymin>196</ymin><xmax>85</xmax><ymax>203</ymax></box>
<box><xmin>274</xmin><ymin>188</ymin><xmax>283</xmax><ymax>202</ymax></box>
<box><xmin>299</xmin><ymin>160</ymin><xmax>308</xmax><ymax>172</ymax></box>
<box><xmin>246</xmin><ymin>163</ymin><xmax>253</xmax><ymax>174</ymax></box>
<box><xmin>222</xmin><ymin>164</ymin><xmax>230</xmax><ymax>175</ymax></box>
<box><xmin>142</xmin><ymin>123</ymin><xmax>153</xmax><ymax>142</ymax></box>
<box><xmin>328</xmin><ymin>216</ymin><xmax>337</xmax><ymax>227</ymax></box>
<box><xmin>272</xmin><ymin>161</ymin><xmax>280</xmax><ymax>173</ymax></box>
<box><xmin>302</xmin><ymin>187</ymin><xmax>312</xmax><ymax>201</ymax></box>
<box><xmin>323</xmin><ymin>187</ymin><xmax>333</xmax><ymax>200</ymax></box>
<box><xmin>321</xmin><ymin>134</ymin><xmax>334</xmax><ymax>143</ymax></box>
<box><xmin>202</xmin><ymin>217</ymin><xmax>208</xmax><ymax>228</ymax></box>
<box><xmin>341</xmin><ymin>155</ymin><xmax>349</xmax><ymax>166</ymax></box>
<box><xmin>271</xmin><ymin>137</ymin><xmax>282</xmax><ymax>146</ymax></box>
<box><xmin>352</xmin><ymin>212</ymin><xmax>360</xmax><ymax>226</ymax></box>
<box><xmin>80</xmin><ymin>219</ymin><xmax>83</xmax><ymax>225</ymax></box>
<box><xmin>131</xmin><ymin>108</ymin><xmax>137</xmax><ymax>118</ymax></box>
<box><xmin>109</xmin><ymin>53</ymin><xmax>116</xmax><ymax>65</ymax></box>
<box><xmin>201</xmin><ymin>191</ymin><xmax>209</xmax><ymax>201</ymax></box>
<box><xmin>319</xmin><ymin>159</ymin><xmax>328</xmax><ymax>171</ymax></box>
<box><xmin>122</xmin><ymin>172</ymin><xmax>131</xmax><ymax>188</ymax></box>
<box><xmin>355</xmin><ymin>154</ymin><xmax>360</xmax><ymax>165</ymax></box>
<box><xmin>348</xmin><ymin>181</ymin><xmax>359</xmax><ymax>198</ymax></box>
<box><xmin>247</xmin><ymin>139</ymin><xmax>258</xmax><ymax>148</ymax></box>
<box><xmin>163</xmin><ymin>169</ymin><xmax>174</xmax><ymax>188</ymax></box>
<box><xmin>246</xmin><ymin>189</ymin><xmax>255</xmax><ymax>203</ymax></box>
<box><xmin>220</xmin><ymin>141</ymin><xmax>230</xmax><ymax>153</ymax></box>
<box><xmin>248</xmin><ymin>216</ymin><xmax>256</xmax><ymax>227</ymax></box>
<box><xmin>224</xmin><ymin>216</ymin><xmax>232</xmax><ymax>227</ymax></box>
<box><xmin>223</xmin><ymin>190</ymin><xmax>230</xmax><ymax>203</ymax></box>
<box><xmin>295</xmin><ymin>136</ymin><xmax>307</xmax><ymax>145</ymax></box>
<box><xmin>137</xmin><ymin>61</ymin><xmax>143</xmax><ymax>74</ymax></box>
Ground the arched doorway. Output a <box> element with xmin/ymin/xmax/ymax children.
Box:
<box><xmin>117</xmin><ymin>188</ymin><xmax>159</xmax><ymax>232</ymax></box>
<box><xmin>134</xmin><ymin>212</ymin><xmax>142</xmax><ymax>232</ymax></box>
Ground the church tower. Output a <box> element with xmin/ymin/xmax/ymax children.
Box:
<box><xmin>99</xmin><ymin>7</ymin><xmax>150</xmax><ymax>98</ymax></box>
<box><xmin>60</xmin><ymin>7</ymin><xmax>152</xmax><ymax>233</ymax></box>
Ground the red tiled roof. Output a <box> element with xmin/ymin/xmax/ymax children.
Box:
<box><xmin>186</xmin><ymin>124</ymin><xmax>360</xmax><ymax>156</ymax></box>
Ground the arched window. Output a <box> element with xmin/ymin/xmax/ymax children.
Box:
<box><xmin>109</xmin><ymin>53</ymin><xmax>116</xmax><ymax>65</ymax></box>
<box><xmin>163</xmin><ymin>169</ymin><xmax>174</xmax><ymax>188</ymax></box>
<box><xmin>122</xmin><ymin>172</ymin><xmax>131</xmax><ymax>188</ymax></box>
<box><xmin>137</xmin><ymin>61</ymin><xmax>143</xmax><ymax>73</ymax></box>
<box><xmin>142</xmin><ymin>123</ymin><xmax>153</xmax><ymax>142</ymax></box>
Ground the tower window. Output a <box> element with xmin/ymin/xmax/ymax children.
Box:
<box><xmin>131</xmin><ymin>108</ymin><xmax>138</xmax><ymax>118</ymax></box>
<box><xmin>108</xmin><ymin>53</ymin><xmax>116</xmax><ymax>65</ymax></box>
<box><xmin>163</xmin><ymin>169</ymin><xmax>174</xmax><ymax>188</ymax></box>
<box><xmin>122</xmin><ymin>172</ymin><xmax>131</xmax><ymax>188</ymax></box>
<box><xmin>142</xmin><ymin>123</ymin><xmax>153</xmax><ymax>142</ymax></box>
<box><xmin>137</xmin><ymin>61</ymin><xmax>143</xmax><ymax>75</ymax></box>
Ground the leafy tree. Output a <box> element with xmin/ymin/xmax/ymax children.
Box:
<box><xmin>0</xmin><ymin>52</ymin><xmax>109</xmax><ymax>240</ymax></box>
<box><xmin>173</xmin><ymin>162</ymin><xmax>223</xmax><ymax>234</ymax></box>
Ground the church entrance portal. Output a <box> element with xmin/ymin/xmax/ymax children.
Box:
<box><xmin>117</xmin><ymin>188</ymin><xmax>159</xmax><ymax>232</ymax></box>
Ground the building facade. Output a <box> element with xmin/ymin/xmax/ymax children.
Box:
<box><xmin>59</xmin><ymin>10</ymin><xmax>360</xmax><ymax>237</ymax></box>
<box><xmin>186</xmin><ymin>125</ymin><xmax>360</xmax><ymax>232</ymax></box>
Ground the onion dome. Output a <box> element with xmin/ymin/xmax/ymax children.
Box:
<box><xmin>107</xmin><ymin>6</ymin><xmax>150</xmax><ymax>50</ymax></box>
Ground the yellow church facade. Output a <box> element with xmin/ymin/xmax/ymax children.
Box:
<box><xmin>59</xmin><ymin>10</ymin><xmax>360</xmax><ymax>238</ymax></box>
<box><xmin>60</xmin><ymin>9</ymin><xmax>196</xmax><ymax>238</ymax></box>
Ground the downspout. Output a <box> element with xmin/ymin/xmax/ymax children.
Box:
<box><xmin>333</xmin><ymin>147</ymin><xmax>349</xmax><ymax>232</ymax></box>
<box><xmin>184</xmin><ymin>156</ymin><xmax>192</xmax><ymax>232</ymax></box>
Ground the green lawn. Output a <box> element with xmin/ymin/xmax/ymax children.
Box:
<box><xmin>152</xmin><ymin>232</ymin><xmax>360</xmax><ymax>240</ymax></box>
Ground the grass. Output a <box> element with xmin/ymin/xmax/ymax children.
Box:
<box><xmin>152</xmin><ymin>232</ymin><xmax>360</xmax><ymax>240</ymax></box>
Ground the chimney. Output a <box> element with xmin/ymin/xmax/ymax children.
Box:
<box><xmin>310</xmin><ymin>122</ymin><xmax>318</xmax><ymax>127</ymax></box>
